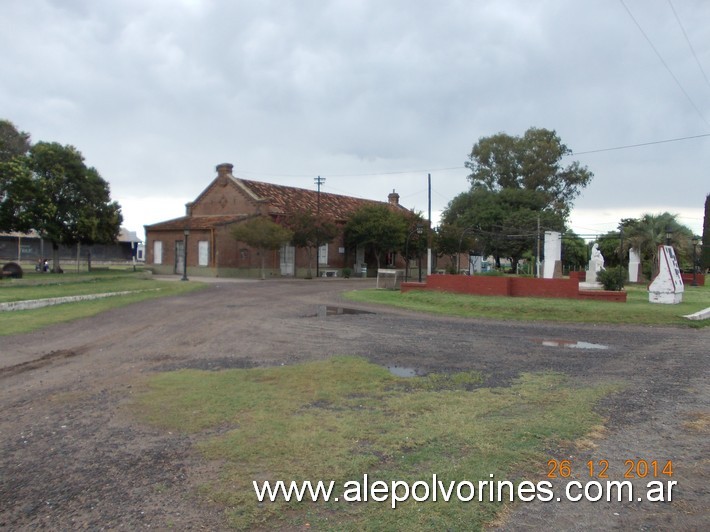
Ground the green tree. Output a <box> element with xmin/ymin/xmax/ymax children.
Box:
<box><xmin>0</xmin><ymin>120</ymin><xmax>31</xmax><ymax>163</ymax></box>
<box><xmin>596</xmin><ymin>231</ymin><xmax>623</xmax><ymax>268</ymax></box>
<box><xmin>465</xmin><ymin>127</ymin><xmax>593</xmax><ymax>218</ymax></box>
<box><xmin>0</xmin><ymin>157</ymin><xmax>35</xmax><ymax>232</ymax></box>
<box><xmin>0</xmin><ymin>120</ymin><xmax>34</xmax><ymax>232</ymax></box>
<box><xmin>441</xmin><ymin>187</ymin><xmax>563</xmax><ymax>272</ymax></box>
<box><xmin>344</xmin><ymin>204</ymin><xmax>409</xmax><ymax>269</ymax></box>
<box><xmin>623</xmin><ymin>213</ymin><xmax>693</xmax><ymax>278</ymax></box>
<box><xmin>231</xmin><ymin>216</ymin><xmax>293</xmax><ymax>279</ymax></box>
<box><xmin>561</xmin><ymin>230</ymin><xmax>587</xmax><ymax>271</ymax></box>
<box><xmin>434</xmin><ymin>223</ymin><xmax>478</xmax><ymax>273</ymax></box>
<box><xmin>27</xmin><ymin>142</ymin><xmax>123</xmax><ymax>272</ymax></box>
<box><xmin>287</xmin><ymin>210</ymin><xmax>339</xmax><ymax>278</ymax></box>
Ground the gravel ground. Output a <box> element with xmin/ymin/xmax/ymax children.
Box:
<box><xmin>0</xmin><ymin>278</ymin><xmax>707</xmax><ymax>529</ymax></box>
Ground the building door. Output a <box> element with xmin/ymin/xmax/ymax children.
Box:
<box><xmin>280</xmin><ymin>244</ymin><xmax>295</xmax><ymax>276</ymax></box>
<box><xmin>175</xmin><ymin>240</ymin><xmax>184</xmax><ymax>275</ymax></box>
<box><xmin>355</xmin><ymin>245</ymin><xmax>365</xmax><ymax>273</ymax></box>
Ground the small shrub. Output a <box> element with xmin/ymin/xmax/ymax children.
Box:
<box><xmin>342</xmin><ymin>267</ymin><xmax>352</xmax><ymax>279</ymax></box>
<box><xmin>597</xmin><ymin>266</ymin><xmax>627</xmax><ymax>291</ymax></box>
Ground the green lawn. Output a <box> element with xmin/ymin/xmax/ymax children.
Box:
<box><xmin>344</xmin><ymin>283</ymin><xmax>710</xmax><ymax>327</ymax></box>
<box><xmin>0</xmin><ymin>270</ymin><xmax>205</xmax><ymax>335</ymax></box>
<box><xmin>133</xmin><ymin>356</ymin><xmax>619</xmax><ymax>530</ymax></box>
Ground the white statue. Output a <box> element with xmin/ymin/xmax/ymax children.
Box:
<box><xmin>591</xmin><ymin>243</ymin><xmax>605</xmax><ymax>272</ymax></box>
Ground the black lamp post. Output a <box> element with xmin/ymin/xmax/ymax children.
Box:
<box><xmin>665</xmin><ymin>226</ymin><xmax>673</xmax><ymax>247</ymax></box>
<box><xmin>416</xmin><ymin>224</ymin><xmax>424</xmax><ymax>282</ymax></box>
<box><xmin>692</xmin><ymin>236</ymin><xmax>699</xmax><ymax>287</ymax></box>
<box><xmin>618</xmin><ymin>226</ymin><xmax>624</xmax><ymax>264</ymax></box>
<box><xmin>404</xmin><ymin>224</ymin><xmax>424</xmax><ymax>282</ymax></box>
<box><xmin>181</xmin><ymin>229</ymin><xmax>189</xmax><ymax>281</ymax></box>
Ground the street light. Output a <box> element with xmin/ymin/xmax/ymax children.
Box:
<box><xmin>618</xmin><ymin>226</ymin><xmax>624</xmax><ymax>263</ymax></box>
<box><xmin>665</xmin><ymin>226</ymin><xmax>673</xmax><ymax>247</ymax></box>
<box><xmin>181</xmin><ymin>228</ymin><xmax>190</xmax><ymax>281</ymax></box>
<box><xmin>404</xmin><ymin>224</ymin><xmax>424</xmax><ymax>282</ymax></box>
<box><xmin>692</xmin><ymin>235</ymin><xmax>699</xmax><ymax>287</ymax></box>
<box><xmin>417</xmin><ymin>224</ymin><xmax>425</xmax><ymax>283</ymax></box>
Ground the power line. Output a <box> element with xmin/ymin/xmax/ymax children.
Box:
<box><xmin>237</xmin><ymin>133</ymin><xmax>710</xmax><ymax>179</ymax></box>
<box><xmin>619</xmin><ymin>0</ymin><xmax>710</xmax><ymax>127</ymax></box>
<box><xmin>570</xmin><ymin>132</ymin><xmax>710</xmax><ymax>155</ymax></box>
<box><xmin>667</xmin><ymin>0</ymin><xmax>710</xmax><ymax>93</ymax></box>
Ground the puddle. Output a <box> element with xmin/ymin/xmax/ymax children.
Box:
<box><xmin>317</xmin><ymin>305</ymin><xmax>375</xmax><ymax>317</ymax></box>
<box><xmin>387</xmin><ymin>366</ymin><xmax>419</xmax><ymax>377</ymax></box>
<box><xmin>535</xmin><ymin>339</ymin><xmax>609</xmax><ymax>350</ymax></box>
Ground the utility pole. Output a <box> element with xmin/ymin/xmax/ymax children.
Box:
<box><xmin>536</xmin><ymin>215</ymin><xmax>541</xmax><ymax>278</ymax></box>
<box><xmin>427</xmin><ymin>173</ymin><xmax>432</xmax><ymax>276</ymax></box>
<box><xmin>314</xmin><ymin>176</ymin><xmax>325</xmax><ymax>278</ymax></box>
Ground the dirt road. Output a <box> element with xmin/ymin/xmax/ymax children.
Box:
<box><xmin>1</xmin><ymin>278</ymin><xmax>708</xmax><ymax>529</ymax></box>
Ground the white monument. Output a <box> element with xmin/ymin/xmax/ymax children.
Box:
<box><xmin>585</xmin><ymin>243</ymin><xmax>605</xmax><ymax>283</ymax></box>
<box><xmin>543</xmin><ymin>231</ymin><xmax>562</xmax><ymax>279</ymax></box>
<box><xmin>628</xmin><ymin>248</ymin><xmax>641</xmax><ymax>283</ymax></box>
<box><xmin>648</xmin><ymin>245</ymin><xmax>684</xmax><ymax>304</ymax></box>
<box><xmin>469</xmin><ymin>254</ymin><xmax>483</xmax><ymax>274</ymax></box>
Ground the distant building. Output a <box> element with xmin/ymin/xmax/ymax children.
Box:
<box><xmin>0</xmin><ymin>228</ymin><xmax>142</xmax><ymax>263</ymax></box>
<box><xmin>144</xmin><ymin>162</ymin><xmax>411</xmax><ymax>277</ymax></box>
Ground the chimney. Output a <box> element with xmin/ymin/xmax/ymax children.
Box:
<box><xmin>388</xmin><ymin>189</ymin><xmax>400</xmax><ymax>206</ymax></box>
<box><xmin>216</xmin><ymin>163</ymin><xmax>234</xmax><ymax>177</ymax></box>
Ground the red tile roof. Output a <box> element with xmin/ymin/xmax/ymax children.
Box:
<box><xmin>236</xmin><ymin>178</ymin><xmax>401</xmax><ymax>221</ymax></box>
<box><xmin>145</xmin><ymin>166</ymin><xmax>411</xmax><ymax>233</ymax></box>
<box><xmin>145</xmin><ymin>214</ymin><xmax>251</xmax><ymax>231</ymax></box>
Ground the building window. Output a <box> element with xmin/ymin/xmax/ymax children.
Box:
<box><xmin>154</xmin><ymin>241</ymin><xmax>163</xmax><ymax>265</ymax></box>
<box><xmin>198</xmin><ymin>240</ymin><xmax>209</xmax><ymax>266</ymax></box>
<box><xmin>318</xmin><ymin>243</ymin><xmax>328</xmax><ymax>265</ymax></box>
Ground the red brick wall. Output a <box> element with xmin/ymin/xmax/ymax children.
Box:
<box><xmin>191</xmin><ymin>178</ymin><xmax>259</xmax><ymax>217</ymax></box>
<box><xmin>401</xmin><ymin>274</ymin><xmax>626</xmax><ymax>302</ymax></box>
<box><xmin>509</xmin><ymin>277</ymin><xmax>580</xmax><ymax>298</ymax></box>
<box><xmin>578</xmin><ymin>290</ymin><xmax>628</xmax><ymax>302</ymax></box>
<box><xmin>681</xmin><ymin>273</ymin><xmax>705</xmax><ymax>286</ymax></box>
<box><xmin>422</xmin><ymin>274</ymin><xmax>511</xmax><ymax>295</ymax></box>
<box><xmin>568</xmin><ymin>271</ymin><xmax>585</xmax><ymax>282</ymax></box>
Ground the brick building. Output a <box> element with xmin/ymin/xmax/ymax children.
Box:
<box><xmin>144</xmin><ymin>163</ymin><xmax>412</xmax><ymax>278</ymax></box>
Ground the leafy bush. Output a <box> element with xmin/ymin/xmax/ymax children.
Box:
<box><xmin>597</xmin><ymin>266</ymin><xmax>627</xmax><ymax>291</ymax></box>
<box><xmin>342</xmin><ymin>267</ymin><xmax>352</xmax><ymax>278</ymax></box>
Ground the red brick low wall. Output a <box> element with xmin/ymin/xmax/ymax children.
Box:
<box><xmin>568</xmin><ymin>271</ymin><xmax>585</xmax><ymax>282</ymax></box>
<box><xmin>401</xmin><ymin>274</ymin><xmax>626</xmax><ymax>302</ymax></box>
<box><xmin>509</xmin><ymin>277</ymin><xmax>580</xmax><ymax>298</ymax></box>
<box><xmin>578</xmin><ymin>290</ymin><xmax>628</xmax><ymax>302</ymax></box>
<box><xmin>422</xmin><ymin>274</ymin><xmax>511</xmax><ymax>296</ymax></box>
<box><xmin>681</xmin><ymin>273</ymin><xmax>705</xmax><ymax>286</ymax></box>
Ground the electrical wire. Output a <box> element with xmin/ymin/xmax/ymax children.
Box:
<box><xmin>667</xmin><ymin>0</ymin><xmax>710</xmax><ymax>93</ymax></box>
<box><xmin>619</xmin><ymin>0</ymin><xmax>710</xmax><ymax>128</ymax></box>
<box><xmin>570</xmin><ymin>132</ymin><xmax>710</xmax><ymax>155</ymax></box>
<box><xmin>237</xmin><ymin>131</ymin><xmax>709</xmax><ymax>180</ymax></box>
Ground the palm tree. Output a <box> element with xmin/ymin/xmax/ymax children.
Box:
<box><xmin>624</xmin><ymin>213</ymin><xmax>692</xmax><ymax>278</ymax></box>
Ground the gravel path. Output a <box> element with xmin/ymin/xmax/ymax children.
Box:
<box><xmin>1</xmin><ymin>278</ymin><xmax>707</xmax><ymax>529</ymax></box>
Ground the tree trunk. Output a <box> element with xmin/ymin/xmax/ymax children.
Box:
<box><xmin>305</xmin><ymin>247</ymin><xmax>313</xmax><ymax>279</ymax></box>
<box><xmin>52</xmin><ymin>242</ymin><xmax>61</xmax><ymax>273</ymax></box>
<box><xmin>260</xmin><ymin>250</ymin><xmax>266</xmax><ymax>280</ymax></box>
<box><xmin>510</xmin><ymin>258</ymin><xmax>519</xmax><ymax>274</ymax></box>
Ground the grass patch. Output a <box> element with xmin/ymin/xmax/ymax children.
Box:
<box><xmin>0</xmin><ymin>271</ymin><xmax>205</xmax><ymax>335</ymax></box>
<box><xmin>133</xmin><ymin>356</ymin><xmax>618</xmax><ymax>530</ymax></box>
<box><xmin>344</xmin><ymin>284</ymin><xmax>710</xmax><ymax>327</ymax></box>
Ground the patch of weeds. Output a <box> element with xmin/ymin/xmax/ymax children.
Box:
<box><xmin>133</xmin><ymin>356</ymin><xmax>618</xmax><ymax>530</ymax></box>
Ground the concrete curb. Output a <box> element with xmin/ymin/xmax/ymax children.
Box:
<box><xmin>682</xmin><ymin>307</ymin><xmax>710</xmax><ymax>321</ymax></box>
<box><xmin>0</xmin><ymin>289</ymin><xmax>160</xmax><ymax>312</ymax></box>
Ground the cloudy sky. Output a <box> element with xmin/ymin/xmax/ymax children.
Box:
<box><xmin>2</xmin><ymin>0</ymin><xmax>708</xmax><ymax>239</ymax></box>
